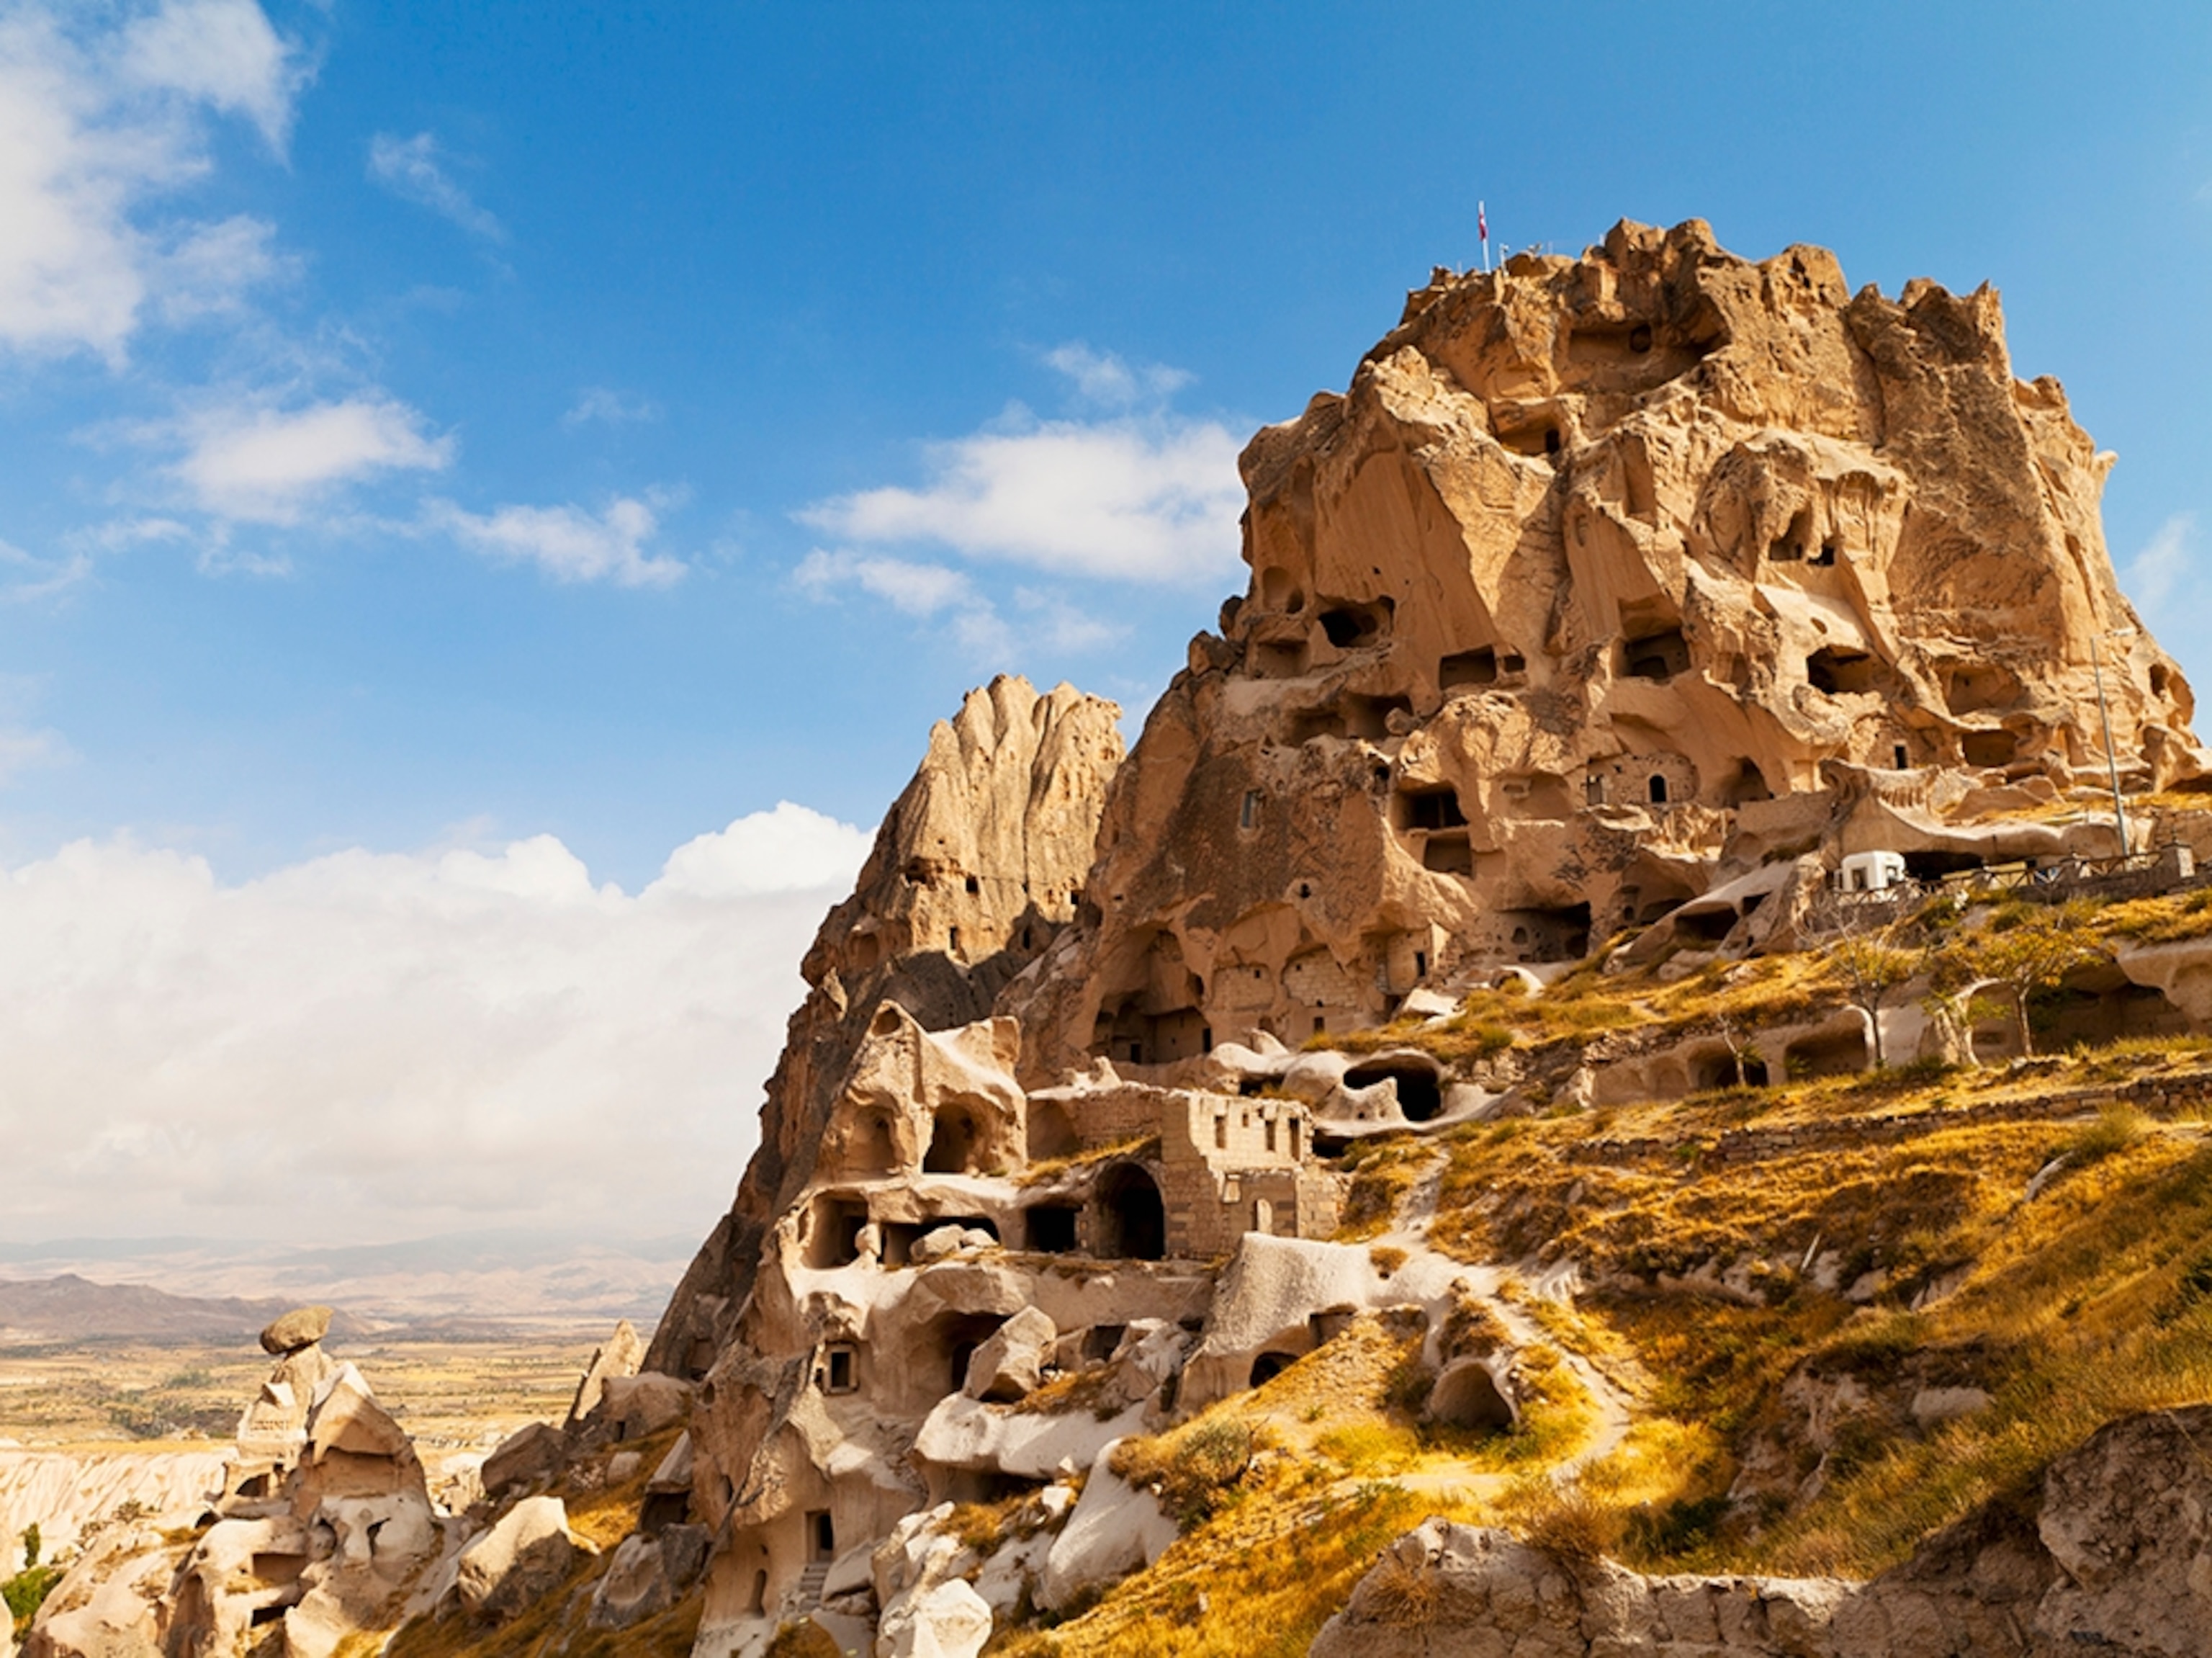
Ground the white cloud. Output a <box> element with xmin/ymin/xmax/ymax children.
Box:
<box><xmin>367</xmin><ymin>130</ymin><xmax>504</xmax><ymax>241</ymax></box>
<box><xmin>794</xmin><ymin>547</ymin><xmax>977</xmax><ymax>616</ymax></box>
<box><xmin>429</xmin><ymin>496</ymin><xmax>685</xmax><ymax>588</ymax></box>
<box><xmin>799</xmin><ymin>408</ymin><xmax>1244</xmax><ymax>584</ymax></box>
<box><xmin>2127</xmin><ymin>512</ymin><xmax>2195</xmax><ymax>612</ymax></box>
<box><xmin>117</xmin><ymin>0</ymin><xmax>302</xmax><ymax>152</ymax></box>
<box><xmin>563</xmin><ymin>387</ymin><xmax>660</xmax><ymax>428</ymax></box>
<box><xmin>0</xmin><ymin>805</ymin><xmax>873</xmax><ymax>1241</ymax></box>
<box><xmin>152</xmin><ymin>212</ymin><xmax>285</xmax><ymax>321</ymax></box>
<box><xmin>1043</xmin><ymin>341</ymin><xmax>1191</xmax><ymax>407</ymax></box>
<box><xmin>0</xmin><ymin>1</ymin><xmax>301</xmax><ymax>360</ymax></box>
<box><xmin>793</xmin><ymin>550</ymin><xmax>1128</xmax><ymax>663</ymax></box>
<box><xmin>652</xmin><ymin>802</ymin><xmax>875</xmax><ymax>900</ymax></box>
<box><xmin>0</xmin><ymin>724</ymin><xmax>68</xmax><ymax>783</ymax></box>
<box><xmin>0</xmin><ymin>536</ymin><xmax>92</xmax><ymax>601</ymax></box>
<box><xmin>164</xmin><ymin>395</ymin><xmax>452</xmax><ymax>523</ymax></box>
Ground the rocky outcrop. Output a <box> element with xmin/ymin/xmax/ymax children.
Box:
<box><xmin>647</xmin><ymin>676</ymin><xmax>1125</xmax><ymax>1381</ymax></box>
<box><xmin>454</xmin><ymin>1495</ymin><xmax>580</xmax><ymax>1620</ymax></box>
<box><xmin>0</xmin><ymin>1451</ymin><xmax>228</xmax><ymax>1580</ymax></box>
<box><xmin>24</xmin><ymin>1314</ymin><xmax>453</xmax><ymax>1658</ymax></box>
<box><xmin>1004</xmin><ymin>219</ymin><xmax>2203</xmax><ymax>1079</ymax></box>
<box><xmin>1314</xmin><ymin>1406</ymin><xmax>2212</xmax><ymax>1657</ymax></box>
<box><xmin>565</xmin><ymin>1317</ymin><xmax>645</xmax><ymax>1428</ymax></box>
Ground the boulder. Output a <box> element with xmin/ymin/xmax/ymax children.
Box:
<box><xmin>1180</xmin><ymin>1234</ymin><xmax>1389</xmax><ymax>1409</ymax></box>
<box><xmin>876</xmin><ymin>1577</ymin><xmax>992</xmax><ymax>1658</ymax></box>
<box><xmin>598</xmin><ymin>1373</ymin><xmax>693</xmax><ymax>1441</ymax></box>
<box><xmin>584</xmin><ymin>1523</ymin><xmax>709</xmax><ymax>1631</ymax></box>
<box><xmin>302</xmin><ymin>1365</ymin><xmax>411</xmax><ymax>1461</ymax></box>
<box><xmin>259</xmin><ymin>1305</ymin><xmax>332</xmax><ymax>1355</ymax></box>
<box><xmin>647</xmin><ymin>1430</ymin><xmax>693</xmax><ymax>1492</ymax></box>
<box><xmin>912</xmin><ymin>1393</ymin><xmax>1143</xmax><ymax>1482</ymax></box>
<box><xmin>587</xmin><ymin>1533</ymin><xmax>671</xmax><ymax>1631</ymax></box>
<box><xmin>455</xmin><ymin>1495</ymin><xmax>580</xmax><ymax>1621</ymax></box>
<box><xmin>962</xmin><ymin>1307</ymin><xmax>1056</xmax><ymax>1402</ymax></box>
<box><xmin>480</xmin><ymin>1421</ymin><xmax>567</xmax><ymax>1495</ymax></box>
<box><xmin>910</xmin><ymin>1225</ymin><xmax>992</xmax><ymax>1267</ymax></box>
<box><xmin>1036</xmin><ymin>1440</ymin><xmax>1177</xmax><ymax>1611</ymax></box>
<box><xmin>564</xmin><ymin>1319</ymin><xmax>646</xmax><ymax>1430</ymax></box>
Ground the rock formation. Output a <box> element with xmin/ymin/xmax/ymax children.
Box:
<box><xmin>22</xmin><ymin>1309</ymin><xmax>453</xmax><ymax>1658</ymax></box>
<box><xmin>648</xmin><ymin>676</ymin><xmax>1126</xmax><ymax>1382</ymax></box>
<box><xmin>1004</xmin><ymin>218</ymin><xmax>2202</xmax><ymax>1077</ymax></box>
<box><xmin>616</xmin><ymin>222</ymin><xmax>2212</xmax><ymax>1658</ymax></box>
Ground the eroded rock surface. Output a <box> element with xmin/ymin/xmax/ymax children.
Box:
<box><xmin>648</xmin><ymin>676</ymin><xmax>1127</xmax><ymax>1385</ymax></box>
<box><xmin>1004</xmin><ymin>219</ymin><xmax>2201</xmax><ymax>1080</ymax></box>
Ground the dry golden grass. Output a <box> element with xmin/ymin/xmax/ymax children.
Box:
<box><xmin>1408</xmin><ymin>1039</ymin><xmax>2212</xmax><ymax>1579</ymax></box>
<box><xmin>387</xmin><ymin>1579</ymin><xmax>701</xmax><ymax>1658</ymax></box>
<box><xmin>986</xmin><ymin>1476</ymin><xmax>1472</xmax><ymax>1658</ymax></box>
<box><xmin>1019</xmin><ymin>1138</ymin><xmax>1159</xmax><ymax>1188</ymax></box>
<box><xmin>1332</xmin><ymin>1136</ymin><xmax>1429</xmax><ymax>1240</ymax></box>
<box><xmin>2098</xmin><ymin>885</ymin><xmax>2212</xmax><ymax>944</ymax></box>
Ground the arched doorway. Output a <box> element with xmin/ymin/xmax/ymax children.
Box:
<box><xmin>923</xmin><ymin>1106</ymin><xmax>981</xmax><ymax>1174</ymax></box>
<box><xmin>1094</xmin><ymin>1163</ymin><xmax>1166</xmax><ymax>1260</ymax></box>
<box><xmin>1428</xmin><ymin>1360</ymin><xmax>1514</xmax><ymax>1431</ymax></box>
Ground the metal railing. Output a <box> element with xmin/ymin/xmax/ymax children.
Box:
<box><xmin>1810</xmin><ymin>846</ymin><xmax>2196</xmax><ymax>931</ymax></box>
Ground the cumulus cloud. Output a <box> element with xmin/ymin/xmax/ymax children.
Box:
<box><xmin>0</xmin><ymin>803</ymin><xmax>873</xmax><ymax>1242</ymax></box>
<box><xmin>798</xmin><ymin>407</ymin><xmax>1244</xmax><ymax>585</ymax></box>
<box><xmin>430</xmin><ymin>495</ymin><xmax>685</xmax><ymax>587</ymax></box>
<box><xmin>2127</xmin><ymin>512</ymin><xmax>2195</xmax><ymax>611</ymax></box>
<box><xmin>0</xmin><ymin>1</ymin><xmax>300</xmax><ymax>360</ymax></box>
<box><xmin>162</xmin><ymin>395</ymin><xmax>452</xmax><ymax>523</ymax></box>
<box><xmin>367</xmin><ymin>130</ymin><xmax>504</xmax><ymax>241</ymax></box>
<box><xmin>563</xmin><ymin>387</ymin><xmax>660</xmax><ymax>428</ymax></box>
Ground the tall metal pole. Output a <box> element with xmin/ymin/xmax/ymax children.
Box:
<box><xmin>2090</xmin><ymin>629</ymin><xmax>2131</xmax><ymax>855</ymax></box>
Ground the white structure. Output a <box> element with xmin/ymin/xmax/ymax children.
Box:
<box><xmin>1838</xmin><ymin>850</ymin><xmax>1909</xmax><ymax>892</ymax></box>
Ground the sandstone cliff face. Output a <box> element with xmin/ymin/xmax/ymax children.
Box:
<box><xmin>1006</xmin><ymin>219</ymin><xmax>2200</xmax><ymax>1078</ymax></box>
<box><xmin>645</xmin><ymin>677</ymin><xmax>1125</xmax><ymax>1379</ymax></box>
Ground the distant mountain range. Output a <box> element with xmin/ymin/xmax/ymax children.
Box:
<box><xmin>0</xmin><ymin>1230</ymin><xmax>691</xmax><ymax>1336</ymax></box>
<box><xmin>0</xmin><ymin>1274</ymin><xmax>379</xmax><ymax>1344</ymax></box>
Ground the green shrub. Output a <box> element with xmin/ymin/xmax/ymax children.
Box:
<box><xmin>4</xmin><ymin>1564</ymin><xmax>63</xmax><ymax>1633</ymax></box>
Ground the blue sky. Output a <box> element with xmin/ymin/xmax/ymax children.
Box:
<box><xmin>4</xmin><ymin>1</ymin><xmax>2209</xmax><ymax>1245</ymax></box>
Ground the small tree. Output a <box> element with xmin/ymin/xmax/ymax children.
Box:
<box><xmin>1830</xmin><ymin>934</ymin><xmax>1917</xmax><ymax>1067</ymax></box>
<box><xmin>18</xmin><ymin>1524</ymin><xmax>36</xmax><ymax>1571</ymax></box>
<box><xmin>1920</xmin><ymin>945</ymin><xmax>1987</xmax><ymax>1067</ymax></box>
<box><xmin>1969</xmin><ymin>908</ymin><xmax>2103</xmax><ymax>1058</ymax></box>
